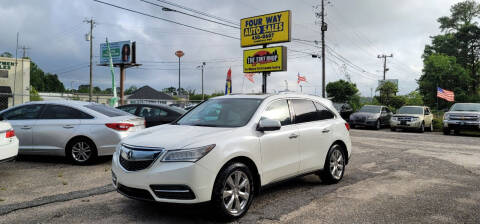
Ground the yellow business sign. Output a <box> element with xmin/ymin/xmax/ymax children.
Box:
<box><xmin>243</xmin><ymin>46</ymin><xmax>287</xmax><ymax>73</ymax></box>
<box><xmin>241</xmin><ymin>10</ymin><xmax>291</xmax><ymax>47</ymax></box>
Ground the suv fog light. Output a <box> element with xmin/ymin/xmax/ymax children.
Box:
<box><xmin>112</xmin><ymin>171</ymin><xmax>118</xmax><ymax>187</ymax></box>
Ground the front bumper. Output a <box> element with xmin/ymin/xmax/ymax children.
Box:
<box><xmin>111</xmin><ymin>151</ymin><xmax>215</xmax><ymax>204</ymax></box>
<box><xmin>443</xmin><ymin>120</ymin><xmax>480</xmax><ymax>130</ymax></box>
<box><xmin>0</xmin><ymin>137</ymin><xmax>19</xmax><ymax>163</ymax></box>
<box><xmin>350</xmin><ymin>119</ymin><xmax>378</xmax><ymax>127</ymax></box>
<box><xmin>390</xmin><ymin>120</ymin><xmax>422</xmax><ymax>129</ymax></box>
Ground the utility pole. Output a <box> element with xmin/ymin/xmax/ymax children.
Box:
<box><xmin>320</xmin><ymin>0</ymin><xmax>327</xmax><ymax>98</ymax></box>
<box><xmin>197</xmin><ymin>62</ymin><xmax>206</xmax><ymax>101</ymax></box>
<box><xmin>377</xmin><ymin>54</ymin><xmax>393</xmax><ymax>80</ymax></box>
<box><xmin>19</xmin><ymin>45</ymin><xmax>30</xmax><ymax>58</ymax></box>
<box><xmin>84</xmin><ymin>18</ymin><xmax>95</xmax><ymax>102</ymax></box>
<box><xmin>13</xmin><ymin>32</ymin><xmax>18</xmax><ymax>106</ymax></box>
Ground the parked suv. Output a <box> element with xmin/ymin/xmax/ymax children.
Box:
<box><xmin>443</xmin><ymin>103</ymin><xmax>480</xmax><ymax>135</ymax></box>
<box><xmin>112</xmin><ymin>94</ymin><xmax>352</xmax><ymax>220</ymax></box>
<box><xmin>349</xmin><ymin>105</ymin><xmax>392</xmax><ymax>129</ymax></box>
<box><xmin>390</xmin><ymin>106</ymin><xmax>433</xmax><ymax>132</ymax></box>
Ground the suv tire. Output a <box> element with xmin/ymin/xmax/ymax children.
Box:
<box><xmin>66</xmin><ymin>138</ymin><xmax>98</xmax><ymax>165</ymax></box>
<box><xmin>319</xmin><ymin>144</ymin><xmax>346</xmax><ymax>184</ymax></box>
<box><xmin>418</xmin><ymin>122</ymin><xmax>425</xmax><ymax>133</ymax></box>
<box><xmin>390</xmin><ymin>127</ymin><xmax>396</xmax><ymax>132</ymax></box>
<box><xmin>428</xmin><ymin>122</ymin><xmax>434</xmax><ymax>132</ymax></box>
<box><xmin>211</xmin><ymin>162</ymin><xmax>255</xmax><ymax>221</ymax></box>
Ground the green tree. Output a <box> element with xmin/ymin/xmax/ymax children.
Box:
<box><xmin>30</xmin><ymin>62</ymin><xmax>65</xmax><ymax>92</ymax></box>
<box><xmin>29</xmin><ymin>86</ymin><xmax>42</xmax><ymax>101</ymax></box>
<box><xmin>0</xmin><ymin>52</ymin><xmax>13</xmax><ymax>58</ymax></box>
<box><xmin>124</xmin><ymin>85</ymin><xmax>137</xmax><ymax>95</ymax></box>
<box><xmin>437</xmin><ymin>0</ymin><xmax>480</xmax><ymax>32</ymax></box>
<box><xmin>77</xmin><ymin>85</ymin><xmax>90</xmax><ymax>93</ymax></box>
<box><xmin>404</xmin><ymin>91</ymin><xmax>424</xmax><ymax>106</ymax></box>
<box><xmin>326</xmin><ymin>80</ymin><xmax>361</xmax><ymax>110</ymax></box>
<box><xmin>418</xmin><ymin>54</ymin><xmax>471</xmax><ymax>108</ymax></box>
<box><xmin>376</xmin><ymin>81</ymin><xmax>398</xmax><ymax>104</ymax></box>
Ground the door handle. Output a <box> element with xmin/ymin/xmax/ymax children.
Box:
<box><xmin>63</xmin><ymin>125</ymin><xmax>74</xmax><ymax>129</ymax></box>
<box><xmin>322</xmin><ymin>129</ymin><xmax>330</xmax><ymax>133</ymax></box>
<box><xmin>289</xmin><ymin>133</ymin><xmax>299</xmax><ymax>139</ymax></box>
<box><xmin>21</xmin><ymin>126</ymin><xmax>31</xmax><ymax>130</ymax></box>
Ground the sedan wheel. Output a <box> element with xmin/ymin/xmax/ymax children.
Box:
<box><xmin>67</xmin><ymin>139</ymin><xmax>97</xmax><ymax>165</ymax></box>
<box><xmin>212</xmin><ymin>162</ymin><xmax>254</xmax><ymax>221</ymax></box>
<box><xmin>319</xmin><ymin>144</ymin><xmax>346</xmax><ymax>184</ymax></box>
<box><xmin>375</xmin><ymin>120</ymin><xmax>381</xmax><ymax>130</ymax></box>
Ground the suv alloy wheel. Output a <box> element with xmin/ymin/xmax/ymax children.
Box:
<box><xmin>212</xmin><ymin>162</ymin><xmax>254</xmax><ymax>221</ymax></box>
<box><xmin>319</xmin><ymin>144</ymin><xmax>346</xmax><ymax>184</ymax></box>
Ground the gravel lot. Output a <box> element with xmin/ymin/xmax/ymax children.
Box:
<box><xmin>0</xmin><ymin>129</ymin><xmax>479</xmax><ymax>223</ymax></box>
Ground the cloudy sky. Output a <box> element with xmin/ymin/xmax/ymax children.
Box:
<box><xmin>0</xmin><ymin>0</ymin><xmax>464</xmax><ymax>96</ymax></box>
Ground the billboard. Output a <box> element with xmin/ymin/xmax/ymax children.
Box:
<box><xmin>100</xmin><ymin>41</ymin><xmax>136</xmax><ymax>65</ymax></box>
<box><xmin>240</xmin><ymin>10</ymin><xmax>291</xmax><ymax>47</ymax></box>
<box><xmin>243</xmin><ymin>46</ymin><xmax>287</xmax><ymax>73</ymax></box>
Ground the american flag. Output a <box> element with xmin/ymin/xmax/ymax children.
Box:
<box><xmin>244</xmin><ymin>73</ymin><xmax>255</xmax><ymax>83</ymax></box>
<box><xmin>297</xmin><ymin>73</ymin><xmax>307</xmax><ymax>84</ymax></box>
<box><xmin>437</xmin><ymin>87</ymin><xmax>454</xmax><ymax>102</ymax></box>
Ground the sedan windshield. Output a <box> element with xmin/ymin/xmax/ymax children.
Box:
<box><xmin>397</xmin><ymin>106</ymin><xmax>423</xmax><ymax>114</ymax></box>
<box><xmin>176</xmin><ymin>98</ymin><xmax>263</xmax><ymax>127</ymax></box>
<box><xmin>359</xmin><ymin>106</ymin><xmax>381</xmax><ymax>113</ymax></box>
<box><xmin>450</xmin><ymin>103</ymin><xmax>480</xmax><ymax>112</ymax></box>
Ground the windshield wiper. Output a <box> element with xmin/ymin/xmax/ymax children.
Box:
<box><xmin>191</xmin><ymin>124</ymin><xmax>219</xmax><ymax>127</ymax></box>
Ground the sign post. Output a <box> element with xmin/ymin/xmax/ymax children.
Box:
<box><xmin>175</xmin><ymin>50</ymin><xmax>184</xmax><ymax>95</ymax></box>
<box><xmin>99</xmin><ymin>40</ymin><xmax>140</xmax><ymax>105</ymax></box>
<box><xmin>240</xmin><ymin>11</ymin><xmax>291</xmax><ymax>94</ymax></box>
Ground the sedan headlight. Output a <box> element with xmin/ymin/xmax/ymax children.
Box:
<box><xmin>367</xmin><ymin>115</ymin><xmax>378</xmax><ymax>120</ymax></box>
<box><xmin>162</xmin><ymin>144</ymin><xmax>216</xmax><ymax>162</ymax></box>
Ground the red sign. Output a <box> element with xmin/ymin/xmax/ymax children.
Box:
<box><xmin>175</xmin><ymin>50</ymin><xmax>184</xmax><ymax>58</ymax></box>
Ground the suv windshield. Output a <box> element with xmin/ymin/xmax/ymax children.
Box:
<box><xmin>450</xmin><ymin>103</ymin><xmax>480</xmax><ymax>112</ymax></box>
<box><xmin>359</xmin><ymin>105</ymin><xmax>381</xmax><ymax>113</ymax></box>
<box><xmin>176</xmin><ymin>98</ymin><xmax>263</xmax><ymax>127</ymax></box>
<box><xmin>397</xmin><ymin>106</ymin><xmax>423</xmax><ymax>114</ymax></box>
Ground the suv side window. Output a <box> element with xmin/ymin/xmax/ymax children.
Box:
<box><xmin>1</xmin><ymin>104</ymin><xmax>44</xmax><ymax>120</ymax></box>
<box><xmin>260</xmin><ymin>100</ymin><xmax>292</xmax><ymax>126</ymax></box>
<box><xmin>40</xmin><ymin>105</ymin><xmax>93</xmax><ymax>119</ymax></box>
<box><xmin>314</xmin><ymin>102</ymin><xmax>335</xmax><ymax>120</ymax></box>
<box><xmin>291</xmin><ymin>99</ymin><xmax>319</xmax><ymax>124</ymax></box>
<box><xmin>382</xmin><ymin>107</ymin><xmax>387</xmax><ymax>113</ymax></box>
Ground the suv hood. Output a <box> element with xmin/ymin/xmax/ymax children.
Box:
<box><xmin>351</xmin><ymin>112</ymin><xmax>378</xmax><ymax>117</ymax></box>
<box><xmin>122</xmin><ymin>124</ymin><xmax>235</xmax><ymax>149</ymax></box>
<box><xmin>393</xmin><ymin>114</ymin><xmax>421</xmax><ymax>118</ymax></box>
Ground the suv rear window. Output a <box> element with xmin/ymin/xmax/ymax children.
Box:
<box><xmin>84</xmin><ymin>104</ymin><xmax>131</xmax><ymax>117</ymax></box>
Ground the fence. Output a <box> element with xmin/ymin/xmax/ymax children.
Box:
<box><xmin>0</xmin><ymin>93</ymin><xmax>203</xmax><ymax>111</ymax></box>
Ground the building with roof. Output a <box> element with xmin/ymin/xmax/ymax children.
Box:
<box><xmin>126</xmin><ymin>85</ymin><xmax>176</xmax><ymax>105</ymax></box>
<box><xmin>0</xmin><ymin>57</ymin><xmax>30</xmax><ymax>110</ymax></box>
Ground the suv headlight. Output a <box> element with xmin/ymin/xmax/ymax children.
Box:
<box><xmin>443</xmin><ymin>114</ymin><xmax>449</xmax><ymax>120</ymax></box>
<box><xmin>162</xmin><ymin>144</ymin><xmax>216</xmax><ymax>162</ymax></box>
<box><xmin>411</xmin><ymin>117</ymin><xmax>419</xmax><ymax>121</ymax></box>
<box><xmin>391</xmin><ymin>117</ymin><xmax>398</xmax><ymax>121</ymax></box>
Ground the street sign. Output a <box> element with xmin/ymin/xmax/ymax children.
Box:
<box><xmin>243</xmin><ymin>46</ymin><xmax>287</xmax><ymax>73</ymax></box>
<box><xmin>100</xmin><ymin>40</ymin><xmax>135</xmax><ymax>65</ymax></box>
<box><xmin>240</xmin><ymin>10</ymin><xmax>291</xmax><ymax>47</ymax></box>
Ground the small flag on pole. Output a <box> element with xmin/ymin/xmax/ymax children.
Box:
<box><xmin>297</xmin><ymin>73</ymin><xmax>307</xmax><ymax>84</ymax></box>
<box><xmin>244</xmin><ymin>73</ymin><xmax>255</xmax><ymax>83</ymax></box>
<box><xmin>225</xmin><ymin>67</ymin><xmax>232</xmax><ymax>95</ymax></box>
<box><xmin>437</xmin><ymin>87</ymin><xmax>454</xmax><ymax>102</ymax></box>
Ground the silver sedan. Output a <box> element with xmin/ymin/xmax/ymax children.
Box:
<box><xmin>0</xmin><ymin>101</ymin><xmax>145</xmax><ymax>165</ymax></box>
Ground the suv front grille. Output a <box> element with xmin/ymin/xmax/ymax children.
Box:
<box><xmin>450</xmin><ymin>115</ymin><xmax>478</xmax><ymax>121</ymax></box>
<box><xmin>119</xmin><ymin>156</ymin><xmax>154</xmax><ymax>171</ymax></box>
<box><xmin>396</xmin><ymin>116</ymin><xmax>413</xmax><ymax>122</ymax></box>
<box><xmin>118</xmin><ymin>144</ymin><xmax>164</xmax><ymax>172</ymax></box>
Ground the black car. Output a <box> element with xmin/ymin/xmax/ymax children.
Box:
<box><xmin>349</xmin><ymin>105</ymin><xmax>393</xmax><ymax>130</ymax></box>
<box><xmin>333</xmin><ymin>103</ymin><xmax>353</xmax><ymax>121</ymax></box>
<box><xmin>117</xmin><ymin>104</ymin><xmax>186</xmax><ymax>128</ymax></box>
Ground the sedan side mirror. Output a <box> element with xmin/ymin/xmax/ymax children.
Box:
<box><xmin>257</xmin><ymin>119</ymin><xmax>281</xmax><ymax>132</ymax></box>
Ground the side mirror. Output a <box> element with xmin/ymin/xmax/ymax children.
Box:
<box><xmin>257</xmin><ymin>119</ymin><xmax>281</xmax><ymax>132</ymax></box>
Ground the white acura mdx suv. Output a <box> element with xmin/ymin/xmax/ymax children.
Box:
<box><xmin>112</xmin><ymin>93</ymin><xmax>352</xmax><ymax>220</ymax></box>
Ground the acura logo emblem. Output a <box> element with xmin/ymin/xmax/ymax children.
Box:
<box><xmin>127</xmin><ymin>150</ymin><xmax>133</xmax><ymax>160</ymax></box>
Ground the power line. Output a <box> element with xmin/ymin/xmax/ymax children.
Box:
<box><xmin>140</xmin><ymin>0</ymin><xmax>240</xmax><ymax>29</ymax></box>
<box><xmin>93</xmin><ymin>0</ymin><xmax>239</xmax><ymax>40</ymax></box>
<box><xmin>151</xmin><ymin>0</ymin><xmax>239</xmax><ymax>26</ymax></box>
